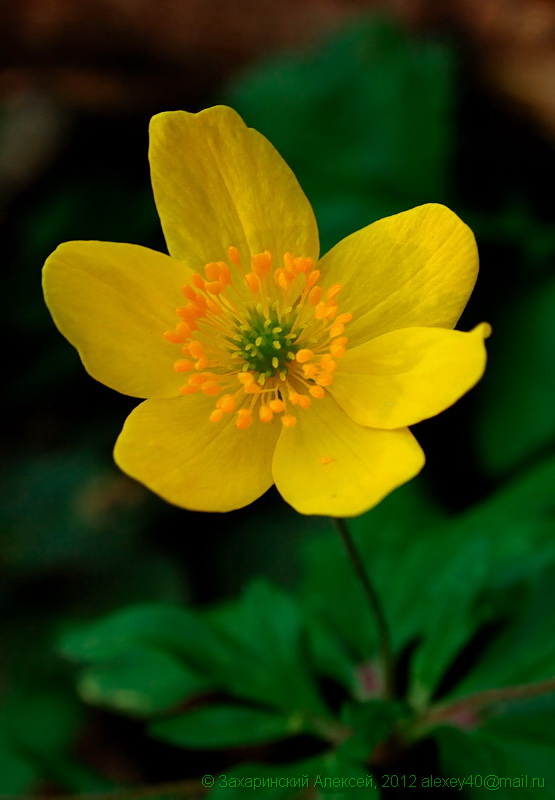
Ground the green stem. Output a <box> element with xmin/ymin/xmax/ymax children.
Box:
<box><xmin>427</xmin><ymin>675</ymin><xmax>555</xmax><ymax>723</ymax></box>
<box><xmin>333</xmin><ymin>517</ymin><xmax>395</xmax><ymax>700</ymax></box>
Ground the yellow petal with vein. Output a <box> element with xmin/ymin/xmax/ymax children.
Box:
<box><xmin>114</xmin><ymin>395</ymin><xmax>279</xmax><ymax>512</ymax></box>
<box><xmin>149</xmin><ymin>106</ymin><xmax>319</xmax><ymax>270</ymax></box>
<box><xmin>43</xmin><ymin>241</ymin><xmax>193</xmax><ymax>398</ymax></box>
<box><xmin>319</xmin><ymin>204</ymin><xmax>478</xmax><ymax>346</ymax></box>
<box><xmin>331</xmin><ymin>323</ymin><xmax>491</xmax><ymax>429</ymax></box>
<box><xmin>272</xmin><ymin>394</ymin><xmax>424</xmax><ymax>517</ymax></box>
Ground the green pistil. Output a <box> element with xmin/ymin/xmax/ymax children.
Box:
<box><xmin>234</xmin><ymin>308</ymin><xmax>299</xmax><ymax>377</ymax></box>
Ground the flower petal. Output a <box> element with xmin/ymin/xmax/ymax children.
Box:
<box><xmin>114</xmin><ymin>395</ymin><xmax>279</xmax><ymax>512</ymax></box>
<box><xmin>149</xmin><ymin>106</ymin><xmax>319</xmax><ymax>269</ymax></box>
<box><xmin>319</xmin><ymin>204</ymin><xmax>478</xmax><ymax>346</ymax></box>
<box><xmin>272</xmin><ymin>394</ymin><xmax>424</xmax><ymax>517</ymax></box>
<box><xmin>43</xmin><ymin>241</ymin><xmax>192</xmax><ymax>398</ymax></box>
<box><xmin>330</xmin><ymin>323</ymin><xmax>491</xmax><ymax>430</ymax></box>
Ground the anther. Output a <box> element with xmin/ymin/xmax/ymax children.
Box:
<box><xmin>305</xmin><ymin>270</ymin><xmax>320</xmax><ymax>290</ymax></box>
<box><xmin>259</xmin><ymin>405</ymin><xmax>274</xmax><ymax>423</ymax></box>
<box><xmin>189</xmin><ymin>340</ymin><xmax>204</xmax><ymax>359</ymax></box>
<box><xmin>326</xmin><ymin>283</ymin><xmax>343</xmax><ymax>300</ymax></box>
<box><xmin>329</xmin><ymin>322</ymin><xmax>345</xmax><ymax>338</ymax></box>
<box><xmin>302</xmin><ymin>364</ymin><xmax>318</xmax><ymax>379</ymax></box>
<box><xmin>236</xmin><ymin>409</ymin><xmax>253</xmax><ymax>430</ymax></box>
<box><xmin>296</xmin><ymin>349</ymin><xmax>314</xmax><ymax>364</ymax></box>
<box><xmin>245</xmin><ymin>273</ymin><xmax>260</xmax><ymax>293</ymax></box>
<box><xmin>281</xmin><ymin>415</ymin><xmax>297</xmax><ymax>427</ymax></box>
<box><xmin>283</xmin><ymin>252</ymin><xmax>295</xmax><ymax>272</ymax></box>
<box><xmin>315</xmin><ymin>373</ymin><xmax>334</xmax><ymax>387</ymax></box>
<box><xmin>210</xmin><ymin>409</ymin><xmax>224</xmax><ymax>423</ymax></box>
<box><xmin>164</xmin><ymin>331</ymin><xmax>184</xmax><ymax>343</ymax></box>
<box><xmin>182</xmin><ymin>285</ymin><xmax>197</xmax><ymax>301</ymax></box>
<box><xmin>309</xmin><ymin>385</ymin><xmax>325</xmax><ymax>399</ymax></box>
<box><xmin>217</xmin><ymin>395</ymin><xmax>236</xmax><ymax>414</ymax></box>
<box><xmin>308</xmin><ymin>286</ymin><xmax>323</xmax><ymax>306</ymax></box>
<box><xmin>201</xmin><ymin>380</ymin><xmax>221</xmax><ymax>396</ymax></box>
<box><xmin>320</xmin><ymin>355</ymin><xmax>337</xmax><ymax>373</ymax></box>
<box><xmin>204</xmin><ymin>262</ymin><xmax>220</xmax><ymax>281</ymax></box>
<box><xmin>269</xmin><ymin>398</ymin><xmax>284</xmax><ymax>413</ymax></box>
<box><xmin>251</xmin><ymin>251</ymin><xmax>272</xmax><ymax>275</ymax></box>
<box><xmin>174</xmin><ymin>359</ymin><xmax>194</xmax><ymax>372</ymax></box>
<box><xmin>228</xmin><ymin>246</ymin><xmax>240</xmax><ymax>265</ymax></box>
<box><xmin>176</xmin><ymin>322</ymin><xmax>191</xmax><ymax>339</ymax></box>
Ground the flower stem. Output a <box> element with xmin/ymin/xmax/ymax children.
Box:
<box><xmin>333</xmin><ymin>517</ymin><xmax>395</xmax><ymax>700</ymax></box>
<box><xmin>428</xmin><ymin>675</ymin><xmax>555</xmax><ymax>722</ymax></box>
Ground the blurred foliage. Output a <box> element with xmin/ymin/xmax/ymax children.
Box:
<box><xmin>2</xmin><ymin>13</ymin><xmax>555</xmax><ymax>800</ymax></box>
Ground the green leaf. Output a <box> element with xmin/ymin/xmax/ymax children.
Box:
<box><xmin>151</xmin><ymin>704</ymin><xmax>302</xmax><ymax>749</ymax></box>
<box><xmin>434</xmin><ymin>705</ymin><xmax>555</xmax><ymax>799</ymax></box>
<box><xmin>61</xmin><ymin>584</ymin><xmax>325</xmax><ymax>717</ymax></box>
<box><xmin>475</xmin><ymin>277</ymin><xmax>555</xmax><ymax>475</ymax></box>
<box><xmin>205</xmin><ymin>579</ymin><xmax>326</xmax><ymax>715</ymax></box>
<box><xmin>450</xmin><ymin>570</ymin><xmax>555</xmax><ymax>697</ymax></box>
<box><xmin>304</xmin><ymin>458</ymin><xmax>555</xmax><ymax>710</ymax></box>
<box><xmin>59</xmin><ymin>602</ymin><xmax>231</xmax><ymax>670</ymax></box>
<box><xmin>408</xmin><ymin>538</ymin><xmax>490</xmax><ymax>707</ymax></box>
<box><xmin>76</xmin><ymin>645</ymin><xmax>206</xmax><ymax>716</ymax></box>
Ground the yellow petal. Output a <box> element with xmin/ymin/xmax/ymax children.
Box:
<box><xmin>331</xmin><ymin>323</ymin><xmax>491</xmax><ymax>430</ymax></box>
<box><xmin>43</xmin><ymin>241</ymin><xmax>191</xmax><ymax>398</ymax></box>
<box><xmin>272</xmin><ymin>394</ymin><xmax>424</xmax><ymax>517</ymax></box>
<box><xmin>114</xmin><ymin>395</ymin><xmax>279</xmax><ymax>512</ymax></box>
<box><xmin>318</xmin><ymin>204</ymin><xmax>478</xmax><ymax>346</ymax></box>
<box><xmin>149</xmin><ymin>106</ymin><xmax>319</xmax><ymax>269</ymax></box>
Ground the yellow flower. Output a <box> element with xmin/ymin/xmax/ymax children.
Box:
<box><xmin>42</xmin><ymin>106</ymin><xmax>490</xmax><ymax>517</ymax></box>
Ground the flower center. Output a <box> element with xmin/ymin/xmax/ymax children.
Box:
<box><xmin>234</xmin><ymin>309</ymin><xmax>298</xmax><ymax>378</ymax></box>
<box><xmin>163</xmin><ymin>247</ymin><xmax>352</xmax><ymax>430</ymax></box>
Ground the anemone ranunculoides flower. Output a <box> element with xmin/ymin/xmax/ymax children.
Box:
<box><xmin>43</xmin><ymin>106</ymin><xmax>490</xmax><ymax>516</ymax></box>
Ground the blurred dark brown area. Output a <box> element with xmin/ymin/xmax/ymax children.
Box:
<box><xmin>0</xmin><ymin>0</ymin><xmax>371</xmax><ymax>201</ymax></box>
<box><xmin>3</xmin><ymin>0</ymin><xmax>555</xmax><ymax>163</ymax></box>
<box><xmin>397</xmin><ymin>0</ymin><xmax>555</xmax><ymax>140</ymax></box>
<box><xmin>0</xmin><ymin>0</ymin><xmax>370</xmax><ymax>114</ymax></box>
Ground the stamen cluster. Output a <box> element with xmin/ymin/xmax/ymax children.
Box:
<box><xmin>163</xmin><ymin>247</ymin><xmax>352</xmax><ymax>429</ymax></box>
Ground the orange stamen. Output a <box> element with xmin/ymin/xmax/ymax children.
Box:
<box><xmin>174</xmin><ymin>359</ymin><xmax>194</xmax><ymax>372</ymax></box>
<box><xmin>236</xmin><ymin>409</ymin><xmax>253</xmax><ymax>429</ymax></box>
<box><xmin>259</xmin><ymin>405</ymin><xmax>274</xmax><ymax>422</ymax></box>
<box><xmin>296</xmin><ymin>349</ymin><xmax>314</xmax><ymax>364</ymax></box>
